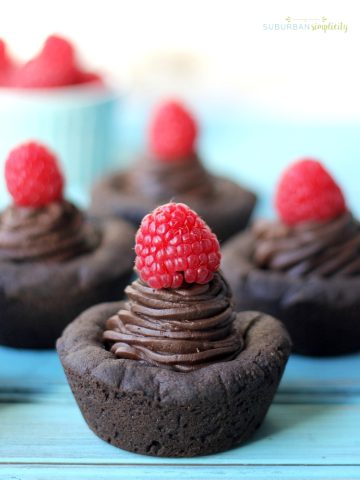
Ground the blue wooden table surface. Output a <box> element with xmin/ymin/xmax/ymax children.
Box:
<box><xmin>1</xmin><ymin>105</ymin><xmax>360</xmax><ymax>479</ymax></box>
<box><xmin>1</xmin><ymin>346</ymin><xmax>360</xmax><ymax>479</ymax></box>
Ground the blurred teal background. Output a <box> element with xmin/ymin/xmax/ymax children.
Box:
<box><xmin>1</xmin><ymin>0</ymin><xmax>359</xmax><ymax>219</ymax></box>
<box><xmin>1</xmin><ymin>94</ymin><xmax>358</xmax><ymax>222</ymax></box>
<box><xmin>112</xmin><ymin>99</ymin><xmax>360</xmax><ymax>219</ymax></box>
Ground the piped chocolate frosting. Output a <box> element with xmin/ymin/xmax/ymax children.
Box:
<box><xmin>103</xmin><ymin>272</ymin><xmax>243</xmax><ymax>371</ymax></box>
<box><xmin>253</xmin><ymin>211</ymin><xmax>360</xmax><ymax>276</ymax></box>
<box><xmin>0</xmin><ymin>200</ymin><xmax>99</xmax><ymax>262</ymax></box>
<box><xmin>122</xmin><ymin>154</ymin><xmax>214</xmax><ymax>200</ymax></box>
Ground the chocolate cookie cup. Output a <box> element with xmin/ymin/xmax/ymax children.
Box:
<box><xmin>222</xmin><ymin>159</ymin><xmax>360</xmax><ymax>356</ymax></box>
<box><xmin>0</xmin><ymin>142</ymin><xmax>135</xmax><ymax>349</ymax></box>
<box><xmin>57</xmin><ymin>202</ymin><xmax>290</xmax><ymax>457</ymax></box>
<box><xmin>91</xmin><ymin>100</ymin><xmax>256</xmax><ymax>242</ymax></box>
<box><xmin>58</xmin><ymin>303</ymin><xmax>290</xmax><ymax>457</ymax></box>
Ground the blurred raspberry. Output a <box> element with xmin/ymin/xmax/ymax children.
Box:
<box><xmin>275</xmin><ymin>158</ymin><xmax>346</xmax><ymax>225</ymax></box>
<box><xmin>148</xmin><ymin>100</ymin><xmax>198</xmax><ymax>161</ymax></box>
<box><xmin>13</xmin><ymin>35</ymin><xmax>77</xmax><ymax>88</ymax></box>
<box><xmin>5</xmin><ymin>141</ymin><xmax>64</xmax><ymax>207</ymax></box>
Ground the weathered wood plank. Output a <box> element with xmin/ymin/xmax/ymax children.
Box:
<box><xmin>0</xmin><ymin>401</ymin><xmax>359</xmax><ymax>466</ymax></box>
<box><xmin>1</xmin><ymin>464</ymin><xmax>360</xmax><ymax>480</ymax></box>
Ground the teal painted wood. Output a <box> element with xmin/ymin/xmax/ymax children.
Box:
<box><xmin>1</xmin><ymin>465</ymin><xmax>360</xmax><ymax>480</ymax></box>
<box><xmin>1</xmin><ymin>395</ymin><xmax>360</xmax><ymax>466</ymax></box>
<box><xmin>1</xmin><ymin>349</ymin><xmax>360</xmax><ymax>478</ymax></box>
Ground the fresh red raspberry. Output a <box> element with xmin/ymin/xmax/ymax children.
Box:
<box><xmin>275</xmin><ymin>158</ymin><xmax>346</xmax><ymax>225</ymax></box>
<box><xmin>148</xmin><ymin>100</ymin><xmax>198</xmax><ymax>161</ymax></box>
<box><xmin>14</xmin><ymin>35</ymin><xmax>77</xmax><ymax>88</ymax></box>
<box><xmin>135</xmin><ymin>203</ymin><xmax>221</xmax><ymax>289</ymax></box>
<box><xmin>5</xmin><ymin>142</ymin><xmax>64</xmax><ymax>207</ymax></box>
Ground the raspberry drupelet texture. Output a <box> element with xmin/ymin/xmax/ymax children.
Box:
<box><xmin>5</xmin><ymin>142</ymin><xmax>64</xmax><ymax>207</ymax></box>
<box><xmin>148</xmin><ymin>100</ymin><xmax>198</xmax><ymax>161</ymax></box>
<box><xmin>275</xmin><ymin>158</ymin><xmax>346</xmax><ymax>226</ymax></box>
<box><xmin>135</xmin><ymin>203</ymin><xmax>221</xmax><ymax>289</ymax></box>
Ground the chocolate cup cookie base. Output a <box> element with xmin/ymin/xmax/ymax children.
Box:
<box><xmin>57</xmin><ymin>302</ymin><xmax>291</xmax><ymax>457</ymax></box>
<box><xmin>0</xmin><ymin>219</ymin><xmax>135</xmax><ymax>349</ymax></box>
<box><xmin>90</xmin><ymin>172</ymin><xmax>256</xmax><ymax>242</ymax></box>
<box><xmin>222</xmin><ymin>231</ymin><xmax>360</xmax><ymax>357</ymax></box>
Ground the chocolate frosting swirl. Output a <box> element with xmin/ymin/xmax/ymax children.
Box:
<box><xmin>103</xmin><ymin>272</ymin><xmax>243</xmax><ymax>371</ymax></box>
<box><xmin>0</xmin><ymin>200</ymin><xmax>99</xmax><ymax>262</ymax></box>
<box><xmin>123</xmin><ymin>153</ymin><xmax>214</xmax><ymax>200</ymax></box>
<box><xmin>253</xmin><ymin>212</ymin><xmax>360</xmax><ymax>277</ymax></box>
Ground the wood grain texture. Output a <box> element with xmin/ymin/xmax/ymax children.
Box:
<box><xmin>0</xmin><ymin>347</ymin><xmax>360</xmax><ymax>479</ymax></box>
<box><xmin>1</xmin><ymin>465</ymin><xmax>360</xmax><ymax>480</ymax></box>
<box><xmin>1</xmin><ymin>401</ymin><xmax>360</xmax><ymax>465</ymax></box>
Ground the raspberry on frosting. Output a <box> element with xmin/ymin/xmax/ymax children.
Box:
<box><xmin>5</xmin><ymin>141</ymin><xmax>64</xmax><ymax>207</ymax></box>
<box><xmin>135</xmin><ymin>203</ymin><xmax>221</xmax><ymax>289</ymax></box>
<box><xmin>148</xmin><ymin>100</ymin><xmax>198</xmax><ymax>161</ymax></box>
<box><xmin>275</xmin><ymin>158</ymin><xmax>346</xmax><ymax>225</ymax></box>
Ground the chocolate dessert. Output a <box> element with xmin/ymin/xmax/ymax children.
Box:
<box><xmin>91</xmin><ymin>100</ymin><xmax>256</xmax><ymax>242</ymax></box>
<box><xmin>104</xmin><ymin>272</ymin><xmax>243</xmax><ymax>371</ymax></box>
<box><xmin>222</xmin><ymin>158</ymin><xmax>360</xmax><ymax>356</ymax></box>
<box><xmin>57</xmin><ymin>202</ymin><xmax>290</xmax><ymax>456</ymax></box>
<box><xmin>0</xmin><ymin>142</ymin><xmax>135</xmax><ymax>348</ymax></box>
